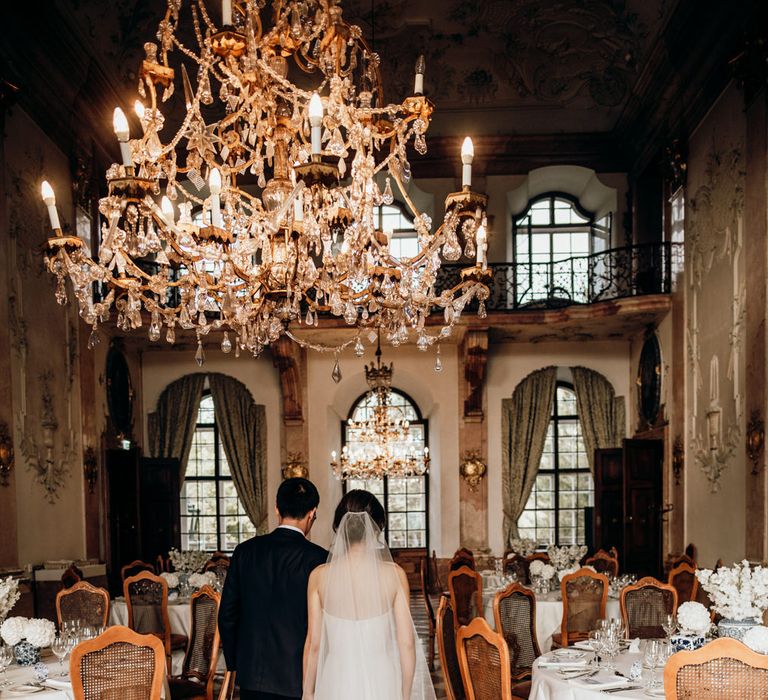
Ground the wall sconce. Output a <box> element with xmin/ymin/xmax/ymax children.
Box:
<box><xmin>0</xmin><ymin>422</ymin><xmax>14</xmax><ymax>486</ymax></box>
<box><xmin>459</xmin><ymin>452</ymin><xmax>487</xmax><ymax>492</ymax></box>
<box><xmin>83</xmin><ymin>446</ymin><xmax>98</xmax><ymax>494</ymax></box>
<box><xmin>282</xmin><ymin>452</ymin><xmax>309</xmax><ymax>480</ymax></box>
<box><xmin>672</xmin><ymin>436</ymin><xmax>684</xmax><ymax>486</ymax></box>
<box><xmin>746</xmin><ymin>410</ymin><xmax>765</xmax><ymax>476</ymax></box>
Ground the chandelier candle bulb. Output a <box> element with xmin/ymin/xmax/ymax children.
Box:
<box><xmin>222</xmin><ymin>0</ymin><xmax>232</xmax><ymax>26</ymax></box>
<box><xmin>475</xmin><ymin>224</ymin><xmax>486</xmax><ymax>266</ymax></box>
<box><xmin>40</xmin><ymin>181</ymin><xmax>60</xmax><ymax>231</ymax></box>
<box><xmin>414</xmin><ymin>54</ymin><xmax>426</xmax><ymax>95</ymax></box>
<box><xmin>112</xmin><ymin>107</ymin><xmax>133</xmax><ymax>166</ymax></box>
<box><xmin>134</xmin><ymin>100</ymin><xmax>146</xmax><ymax>132</ymax></box>
<box><xmin>160</xmin><ymin>196</ymin><xmax>174</xmax><ymax>225</ymax></box>
<box><xmin>461</xmin><ymin>136</ymin><xmax>474</xmax><ymax>189</ymax></box>
<box><xmin>208</xmin><ymin>168</ymin><xmax>223</xmax><ymax>228</ymax></box>
<box><xmin>309</xmin><ymin>93</ymin><xmax>323</xmax><ymax>156</ymax></box>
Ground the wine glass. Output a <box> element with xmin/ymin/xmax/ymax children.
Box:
<box><xmin>52</xmin><ymin>635</ymin><xmax>69</xmax><ymax>677</ymax></box>
<box><xmin>662</xmin><ymin>613</ymin><xmax>677</xmax><ymax>639</ymax></box>
<box><xmin>588</xmin><ymin>629</ymin><xmax>603</xmax><ymax>668</ymax></box>
<box><xmin>602</xmin><ymin>629</ymin><xmax>620</xmax><ymax>672</ymax></box>
<box><xmin>644</xmin><ymin>640</ymin><xmax>661</xmax><ymax>690</ymax></box>
<box><xmin>0</xmin><ymin>644</ymin><xmax>13</xmax><ymax>687</ymax></box>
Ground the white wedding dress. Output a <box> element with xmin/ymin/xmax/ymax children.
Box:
<box><xmin>309</xmin><ymin>512</ymin><xmax>436</xmax><ymax>700</ymax></box>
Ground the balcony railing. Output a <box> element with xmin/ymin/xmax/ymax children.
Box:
<box><xmin>435</xmin><ymin>241</ymin><xmax>680</xmax><ymax>312</ymax></box>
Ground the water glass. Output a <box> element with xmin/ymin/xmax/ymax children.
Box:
<box><xmin>602</xmin><ymin>629</ymin><xmax>620</xmax><ymax>671</ymax></box>
<box><xmin>0</xmin><ymin>644</ymin><xmax>13</xmax><ymax>687</ymax></box>
<box><xmin>643</xmin><ymin>640</ymin><xmax>662</xmax><ymax>690</ymax></box>
<box><xmin>52</xmin><ymin>635</ymin><xmax>69</xmax><ymax>677</ymax></box>
<box><xmin>662</xmin><ymin>613</ymin><xmax>677</xmax><ymax>639</ymax></box>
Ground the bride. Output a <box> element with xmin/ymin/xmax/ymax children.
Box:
<box><xmin>302</xmin><ymin>490</ymin><xmax>436</xmax><ymax>700</ymax></box>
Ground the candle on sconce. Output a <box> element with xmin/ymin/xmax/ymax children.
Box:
<box><xmin>294</xmin><ymin>194</ymin><xmax>304</xmax><ymax>223</ymax></box>
<box><xmin>414</xmin><ymin>54</ymin><xmax>426</xmax><ymax>95</ymax></box>
<box><xmin>461</xmin><ymin>136</ymin><xmax>474</xmax><ymax>189</ymax></box>
<box><xmin>113</xmin><ymin>107</ymin><xmax>133</xmax><ymax>166</ymax></box>
<box><xmin>209</xmin><ymin>168</ymin><xmax>223</xmax><ymax>228</ymax></box>
<box><xmin>309</xmin><ymin>93</ymin><xmax>323</xmax><ymax>156</ymax></box>
<box><xmin>222</xmin><ymin>0</ymin><xmax>232</xmax><ymax>26</ymax></box>
<box><xmin>475</xmin><ymin>224</ymin><xmax>486</xmax><ymax>266</ymax></box>
<box><xmin>41</xmin><ymin>180</ymin><xmax>61</xmax><ymax>230</ymax></box>
<box><xmin>160</xmin><ymin>196</ymin><xmax>175</xmax><ymax>225</ymax></box>
<box><xmin>134</xmin><ymin>100</ymin><xmax>146</xmax><ymax>132</ymax></box>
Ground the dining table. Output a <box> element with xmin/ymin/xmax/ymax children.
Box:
<box><xmin>481</xmin><ymin>576</ymin><xmax>622</xmax><ymax>653</ymax></box>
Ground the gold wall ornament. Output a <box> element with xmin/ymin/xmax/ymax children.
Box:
<box><xmin>747</xmin><ymin>410</ymin><xmax>765</xmax><ymax>476</ymax></box>
<box><xmin>459</xmin><ymin>452</ymin><xmax>487</xmax><ymax>491</ymax></box>
<box><xmin>83</xmin><ymin>446</ymin><xmax>98</xmax><ymax>493</ymax></box>
<box><xmin>0</xmin><ymin>422</ymin><xmax>14</xmax><ymax>486</ymax></box>
<box><xmin>282</xmin><ymin>453</ymin><xmax>309</xmax><ymax>480</ymax></box>
<box><xmin>672</xmin><ymin>435</ymin><xmax>684</xmax><ymax>485</ymax></box>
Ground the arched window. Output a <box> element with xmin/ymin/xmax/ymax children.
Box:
<box><xmin>181</xmin><ymin>392</ymin><xmax>255</xmax><ymax>552</ymax></box>
<box><xmin>517</xmin><ymin>382</ymin><xmax>594</xmax><ymax>545</ymax></box>
<box><xmin>513</xmin><ymin>194</ymin><xmax>611</xmax><ymax>305</ymax></box>
<box><xmin>342</xmin><ymin>389</ymin><xmax>429</xmax><ymax>550</ymax></box>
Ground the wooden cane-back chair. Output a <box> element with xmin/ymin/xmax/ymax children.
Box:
<box><xmin>202</xmin><ymin>557</ymin><xmax>230</xmax><ymax>582</ymax></box>
<box><xmin>502</xmin><ymin>552</ymin><xmax>530</xmax><ymax>584</ymax></box>
<box><xmin>169</xmin><ymin>586</ymin><xmax>221</xmax><ymax>700</ymax></box>
<box><xmin>448</xmin><ymin>565</ymin><xmax>483</xmax><ymax>627</ymax></box>
<box><xmin>436</xmin><ymin>597</ymin><xmax>465</xmax><ymax>700</ymax></box>
<box><xmin>668</xmin><ymin>561</ymin><xmax>699</xmax><ymax>603</ymax></box>
<box><xmin>526</xmin><ymin>552</ymin><xmax>550</xmax><ymax>565</ymax></box>
<box><xmin>56</xmin><ymin>581</ymin><xmax>110</xmax><ymax>630</ymax></box>
<box><xmin>554</xmin><ymin>568</ymin><xmax>609</xmax><ymax>647</ymax></box>
<box><xmin>457</xmin><ymin>617</ymin><xmax>513</xmax><ymax>700</ymax></box>
<box><xmin>450</xmin><ymin>548</ymin><xmax>476</xmax><ymax>572</ymax></box>
<box><xmin>216</xmin><ymin>672</ymin><xmax>235</xmax><ymax>700</ymax></box>
<box><xmin>664</xmin><ymin>637</ymin><xmax>768</xmax><ymax>699</ymax></box>
<box><xmin>121</xmin><ymin>559</ymin><xmax>155</xmax><ymax>582</ymax></box>
<box><xmin>419</xmin><ymin>559</ymin><xmax>436</xmax><ymax>670</ymax></box>
<box><xmin>155</xmin><ymin>555</ymin><xmax>168</xmax><ymax>574</ymax></box>
<box><xmin>431</xmin><ymin>550</ymin><xmax>446</xmax><ymax>595</ymax></box>
<box><xmin>584</xmin><ymin>549</ymin><xmax>619</xmax><ymax>578</ymax></box>
<box><xmin>493</xmin><ymin>584</ymin><xmax>540</xmax><ymax>683</ymax></box>
<box><xmin>69</xmin><ymin>625</ymin><xmax>166</xmax><ymax>700</ymax></box>
<box><xmin>124</xmin><ymin>570</ymin><xmax>188</xmax><ymax>672</ymax></box>
<box><xmin>620</xmin><ymin>576</ymin><xmax>678</xmax><ymax>639</ymax></box>
<box><xmin>61</xmin><ymin>564</ymin><xmax>84</xmax><ymax>590</ymax></box>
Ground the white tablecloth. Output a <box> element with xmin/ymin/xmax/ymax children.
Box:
<box><xmin>530</xmin><ymin>650</ymin><xmax>660</xmax><ymax>699</ymax></box>
<box><xmin>483</xmin><ymin>590</ymin><xmax>621</xmax><ymax>653</ymax></box>
<box><xmin>110</xmin><ymin>598</ymin><xmax>192</xmax><ymax>639</ymax></box>
<box><xmin>1</xmin><ymin>656</ymin><xmax>72</xmax><ymax>699</ymax></box>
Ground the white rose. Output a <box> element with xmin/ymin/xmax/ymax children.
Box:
<box><xmin>744</xmin><ymin>626</ymin><xmax>768</xmax><ymax>654</ymax></box>
<box><xmin>1</xmin><ymin>617</ymin><xmax>28</xmax><ymax>646</ymax></box>
<box><xmin>25</xmin><ymin>619</ymin><xmax>56</xmax><ymax>648</ymax></box>
<box><xmin>677</xmin><ymin>601</ymin><xmax>710</xmax><ymax>635</ymax></box>
<box><xmin>540</xmin><ymin>564</ymin><xmax>556</xmax><ymax>581</ymax></box>
<box><xmin>529</xmin><ymin>560</ymin><xmax>545</xmax><ymax>577</ymax></box>
<box><xmin>160</xmin><ymin>572</ymin><xmax>179</xmax><ymax>589</ymax></box>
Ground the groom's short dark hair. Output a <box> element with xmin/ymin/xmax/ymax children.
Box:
<box><xmin>277</xmin><ymin>478</ymin><xmax>320</xmax><ymax>519</ymax></box>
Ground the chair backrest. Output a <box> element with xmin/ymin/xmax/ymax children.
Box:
<box><xmin>124</xmin><ymin>571</ymin><xmax>171</xmax><ymax>655</ymax></box>
<box><xmin>502</xmin><ymin>552</ymin><xmax>530</xmax><ymax>585</ymax></box>
<box><xmin>69</xmin><ymin>625</ymin><xmax>165</xmax><ymax>700</ymax></box>
<box><xmin>419</xmin><ymin>559</ymin><xmax>436</xmax><ymax>630</ymax></box>
<box><xmin>203</xmin><ymin>557</ymin><xmax>230</xmax><ymax>582</ymax></box>
<box><xmin>431</xmin><ymin>550</ymin><xmax>445</xmax><ymax>595</ymax></box>
<box><xmin>526</xmin><ymin>552</ymin><xmax>550</xmax><ymax>564</ymax></box>
<box><xmin>450</xmin><ymin>548</ymin><xmax>476</xmax><ymax>572</ymax></box>
<box><xmin>436</xmin><ymin>596</ymin><xmax>465</xmax><ymax>700</ymax></box>
<box><xmin>61</xmin><ymin>564</ymin><xmax>84</xmax><ymax>590</ymax></box>
<box><xmin>448</xmin><ymin>565</ymin><xmax>483</xmax><ymax>627</ymax></box>
<box><xmin>210</xmin><ymin>551</ymin><xmax>230</xmax><ymax>563</ymax></box>
<box><xmin>180</xmin><ymin>586</ymin><xmax>221</xmax><ymax>698</ymax></box>
<box><xmin>560</xmin><ymin>568</ymin><xmax>609</xmax><ymax>646</ymax></box>
<box><xmin>121</xmin><ymin>559</ymin><xmax>155</xmax><ymax>583</ymax></box>
<box><xmin>620</xmin><ymin>576</ymin><xmax>677</xmax><ymax>639</ymax></box>
<box><xmin>456</xmin><ymin>617</ymin><xmax>513</xmax><ymax>700</ymax></box>
<box><xmin>493</xmin><ymin>583</ymin><xmax>540</xmax><ymax>679</ymax></box>
<box><xmin>664</xmin><ymin>637</ymin><xmax>768</xmax><ymax>699</ymax></box>
<box><xmin>684</xmin><ymin>542</ymin><xmax>697</xmax><ymax>561</ymax></box>
<box><xmin>217</xmin><ymin>671</ymin><xmax>236</xmax><ymax>700</ymax></box>
<box><xmin>668</xmin><ymin>561</ymin><xmax>699</xmax><ymax>603</ymax></box>
<box><xmin>155</xmin><ymin>555</ymin><xmax>167</xmax><ymax>574</ymax></box>
<box><xmin>585</xmin><ymin>549</ymin><xmax>619</xmax><ymax>578</ymax></box>
<box><xmin>56</xmin><ymin>581</ymin><xmax>110</xmax><ymax>630</ymax></box>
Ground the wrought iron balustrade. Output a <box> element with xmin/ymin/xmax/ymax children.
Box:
<box><xmin>436</xmin><ymin>241</ymin><xmax>680</xmax><ymax>312</ymax></box>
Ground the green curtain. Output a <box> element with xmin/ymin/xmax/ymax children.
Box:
<box><xmin>571</xmin><ymin>366</ymin><xmax>626</xmax><ymax>471</ymax></box>
<box><xmin>502</xmin><ymin>366</ymin><xmax>557</xmax><ymax>545</ymax></box>
<box><xmin>209</xmin><ymin>373</ymin><xmax>268</xmax><ymax>534</ymax></box>
<box><xmin>148</xmin><ymin>373</ymin><xmax>206</xmax><ymax>483</ymax></box>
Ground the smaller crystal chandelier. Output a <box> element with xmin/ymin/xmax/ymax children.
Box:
<box><xmin>331</xmin><ymin>336</ymin><xmax>429</xmax><ymax>480</ymax></box>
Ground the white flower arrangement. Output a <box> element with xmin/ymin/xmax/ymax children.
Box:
<box><xmin>556</xmin><ymin>564</ymin><xmax>597</xmax><ymax>582</ymax></box>
<box><xmin>539</xmin><ymin>564</ymin><xmax>556</xmax><ymax>581</ymax></box>
<box><xmin>547</xmin><ymin>545</ymin><xmax>588</xmax><ymax>572</ymax></box>
<box><xmin>160</xmin><ymin>572</ymin><xmax>179</xmax><ymax>589</ymax></box>
<box><xmin>529</xmin><ymin>560</ymin><xmax>545</xmax><ymax>577</ymax></box>
<box><xmin>0</xmin><ymin>617</ymin><xmax>56</xmax><ymax>648</ymax></box>
<box><xmin>168</xmin><ymin>548</ymin><xmax>209</xmax><ymax>574</ymax></box>
<box><xmin>509</xmin><ymin>538</ymin><xmax>537</xmax><ymax>557</ymax></box>
<box><xmin>697</xmin><ymin>560</ymin><xmax>768</xmax><ymax>621</ymax></box>
<box><xmin>0</xmin><ymin>577</ymin><xmax>20</xmax><ymax>623</ymax></box>
<box><xmin>188</xmin><ymin>572</ymin><xmax>217</xmax><ymax>590</ymax></box>
<box><xmin>744</xmin><ymin>626</ymin><xmax>768</xmax><ymax>654</ymax></box>
<box><xmin>677</xmin><ymin>601</ymin><xmax>711</xmax><ymax>635</ymax></box>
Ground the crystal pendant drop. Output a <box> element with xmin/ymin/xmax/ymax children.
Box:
<box><xmin>235</xmin><ymin>343</ymin><xmax>241</xmax><ymax>358</ymax></box>
<box><xmin>434</xmin><ymin>345</ymin><xmax>442</xmax><ymax>372</ymax></box>
<box><xmin>478</xmin><ymin>301</ymin><xmax>487</xmax><ymax>319</ymax></box>
<box><xmin>195</xmin><ymin>340</ymin><xmax>205</xmax><ymax>367</ymax></box>
<box><xmin>382</xmin><ymin>177</ymin><xmax>394</xmax><ymax>205</ymax></box>
<box><xmin>87</xmin><ymin>328</ymin><xmax>100</xmax><ymax>350</ymax></box>
<box><xmin>166</xmin><ymin>325</ymin><xmax>176</xmax><ymax>344</ymax></box>
<box><xmin>354</xmin><ymin>337</ymin><xmax>365</xmax><ymax>357</ymax></box>
<box><xmin>221</xmin><ymin>332</ymin><xmax>232</xmax><ymax>353</ymax></box>
<box><xmin>332</xmin><ymin>355</ymin><xmax>342</xmax><ymax>383</ymax></box>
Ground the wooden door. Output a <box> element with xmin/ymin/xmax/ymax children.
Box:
<box><xmin>593</xmin><ymin>449</ymin><xmax>624</xmax><ymax>567</ymax></box>
<box><xmin>622</xmin><ymin>439</ymin><xmax>663</xmax><ymax>578</ymax></box>
<box><xmin>139</xmin><ymin>458</ymin><xmax>181</xmax><ymax>563</ymax></box>
<box><xmin>106</xmin><ymin>448</ymin><xmax>140</xmax><ymax>595</ymax></box>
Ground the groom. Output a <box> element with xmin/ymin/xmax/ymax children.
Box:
<box><xmin>219</xmin><ymin>477</ymin><xmax>328</xmax><ymax>700</ymax></box>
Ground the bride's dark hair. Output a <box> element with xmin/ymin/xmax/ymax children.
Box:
<box><xmin>333</xmin><ymin>489</ymin><xmax>386</xmax><ymax>533</ymax></box>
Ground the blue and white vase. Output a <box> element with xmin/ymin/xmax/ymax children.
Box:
<box><xmin>14</xmin><ymin>641</ymin><xmax>41</xmax><ymax>666</ymax></box>
<box><xmin>670</xmin><ymin>633</ymin><xmax>706</xmax><ymax>652</ymax></box>
<box><xmin>717</xmin><ymin>618</ymin><xmax>760</xmax><ymax>641</ymax></box>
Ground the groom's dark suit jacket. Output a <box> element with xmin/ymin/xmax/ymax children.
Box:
<box><xmin>219</xmin><ymin>527</ymin><xmax>328</xmax><ymax>697</ymax></box>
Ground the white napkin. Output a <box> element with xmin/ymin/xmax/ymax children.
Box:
<box><xmin>45</xmin><ymin>679</ymin><xmax>72</xmax><ymax>689</ymax></box>
<box><xmin>628</xmin><ymin>637</ymin><xmax>641</xmax><ymax>653</ymax></box>
<box><xmin>571</xmin><ymin>672</ymin><xmax>630</xmax><ymax>690</ymax></box>
<box><xmin>538</xmin><ymin>655</ymin><xmax>589</xmax><ymax>668</ymax></box>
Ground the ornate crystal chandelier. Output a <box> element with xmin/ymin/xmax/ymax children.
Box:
<box><xmin>331</xmin><ymin>337</ymin><xmax>429</xmax><ymax>480</ymax></box>
<box><xmin>42</xmin><ymin>0</ymin><xmax>490</xmax><ymax>360</ymax></box>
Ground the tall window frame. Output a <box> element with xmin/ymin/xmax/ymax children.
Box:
<box><xmin>180</xmin><ymin>391</ymin><xmax>255</xmax><ymax>552</ymax></box>
<box><xmin>517</xmin><ymin>381</ymin><xmax>594</xmax><ymax>546</ymax></box>
<box><xmin>341</xmin><ymin>388</ymin><xmax>430</xmax><ymax>551</ymax></box>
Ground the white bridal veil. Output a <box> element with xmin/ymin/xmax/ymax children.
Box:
<box><xmin>310</xmin><ymin>511</ymin><xmax>436</xmax><ymax>700</ymax></box>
